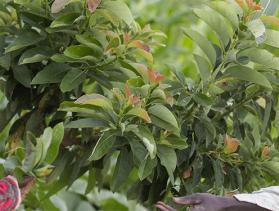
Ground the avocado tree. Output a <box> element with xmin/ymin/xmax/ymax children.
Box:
<box><xmin>1</xmin><ymin>0</ymin><xmax>279</xmax><ymax>210</ymax></box>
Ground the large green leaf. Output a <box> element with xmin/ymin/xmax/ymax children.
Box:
<box><xmin>50</xmin><ymin>12</ymin><xmax>80</xmax><ymax>28</ymax></box>
<box><xmin>126</xmin><ymin>107</ymin><xmax>151</xmax><ymax>123</ymax></box>
<box><xmin>133</xmin><ymin>126</ymin><xmax>157</xmax><ymax>159</ymax></box>
<box><xmin>38</xmin><ymin>127</ymin><xmax>53</xmax><ymax>164</ymax></box>
<box><xmin>59</xmin><ymin>102</ymin><xmax>111</xmax><ymax>122</ymax></box>
<box><xmin>265</xmin><ymin>29</ymin><xmax>279</xmax><ymax>48</ymax></box>
<box><xmin>183</xmin><ymin>29</ymin><xmax>216</xmax><ymax>66</ymax></box>
<box><xmin>75</xmin><ymin>33</ymin><xmax>103</xmax><ymax>54</ymax></box>
<box><xmin>111</xmin><ymin>149</ymin><xmax>133</xmax><ymax>191</ymax></box>
<box><xmin>138</xmin><ymin>156</ymin><xmax>157</xmax><ymax>181</ymax></box>
<box><xmin>64</xmin><ymin>45</ymin><xmax>100</xmax><ymax>61</ymax></box>
<box><xmin>13</xmin><ymin>65</ymin><xmax>32</xmax><ymax>88</ymax></box>
<box><xmin>224</xmin><ymin>65</ymin><xmax>272</xmax><ymax>89</ymax></box>
<box><xmin>157</xmin><ymin>146</ymin><xmax>177</xmax><ymax>184</ymax></box>
<box><xmin>260</xmin><ymin>0</ymin><xmax>279</xmax><ymax>15</ymax></box>
<box><xmin>247</xmin><ymin>19</ymin><xmax>266</xmax><ymax>44</ymax></box>
<box><xmin>103</xmin><ymin>1</ymin><xmax>134</xmax><ymax>25</ymax></box>
<box><xmin>237</xmin><ymin>48</ymin><xmax>279</xmax><ymax>70</ymax></box>
<box><xmin>208</xmin><ymin>1</ymin><xmax>239</xmax><ymax>29</ymax></box>
<box><xmin>45</xmin><ymin>123</ymin><xmax>64</xmax><ymax>164</ymax></box>
<box><xmin>194</xmin><ymin>54</ymin><xmax>211</xmax><ymax>83</ymax></box>
<box><xmin>148</xmin><ymin>104</ymin><xmax>179</xmax><ymax>133</ymax></box>
<box><xmin>158</xmin><ymin>135</ymin><xmax>187</xmax><ymax>150</ymax></box>
<box><xmin>60</xmin><ymin>68</ymin><xmax>86</xmax><ymax>92</ymax></box>
<box><xmin>0</xmin><ymin>54</ymin><xmax>10</xmax><ymax>70</ymax></box>
<box><xmin>19</xmin><ymin>47</ymin><xmax>52</xmax><ymax>64</ymax></box>
<box><xmin>31</xmin><ymin>63</ymin><xmax>70</xmax><ymax>84</ymax></box>
<box><xmin>5</xmin><ymin>31</ymin><xmax>44</xmax><ymax>53</ymax></box>
<box><xmin>75</xmin><ymin>94</ymin><xmax>113</xmax><ymax>110</ymax></box>
<box><xmin>22</xmin><ymin>133</ymin><xmax>37</xmax><ymax>171</ymax></box>
<box><xmin>88</xmin><ymin>131</ymin><xmax>116</xmax><ymax>161</ymax></box>
<box><xmin>193</xmin><ymin>7</ymin><xmax>231</xmax><ymax>48</ymax></box>
<box><xmin>65</xmin><ymin>118</ymin><xmax>107</xmax><ymax>128</ymax></box>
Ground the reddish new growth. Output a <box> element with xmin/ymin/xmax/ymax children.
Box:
<box><xmin>235</xmin><ymin>0</ymin><xmax>262</xmax><ymax>11</ymax></box>
<box><xmin>125</xmin><ymin>83</ymin><xmax>141</xmax><ymax>105</ymax></box>
<box><xmin>123</xmin><ymin>33</ymin><xmax>130</xmax><ymax>44</ymax></box>
<box><xmin>148</xmin><ymin>69</ymin><xmax>165</xmax><ymax>83</ymax></box>
<box><xmin>246</xmin><ymin>0</ymin><xmax>262</xmax><ymax>10</ymax></box>
<box><xmin>132</xmin><ymin>40</ymin><xmax>151</xmax><ymax>52</ymax></box>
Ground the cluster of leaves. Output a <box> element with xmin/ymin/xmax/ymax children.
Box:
<box><xmin>1</xmin><ymin>0</ymin><xmax>279</xmax><ymax>210</ymax></box>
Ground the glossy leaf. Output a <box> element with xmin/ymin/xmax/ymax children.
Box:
<box><xmin>5</xmin><ymin>31</ymin><xmax>44</xmax><ymax>53</ymax></box>
<box><xmin>183</xmin><ymin>29</ymin><xmax>216</xmax><ymax>66</ymax></box>
<box><xmin>45</xmin><ymin>123</ymin><xmax>64</xmax><ymax>164</ymax></box>
<box><xmin>103</xmin><ymin>1</ymin><xmax>134</xmax><ymax>25</ymax></box>
<box><xmin>60</xmin><ymin>68</ymin><xmax>86</xmax><ymax>92</ymax></box>
<box><xmin>88</xmin><ymin>131</ymin><xmax>116</xmax><ymax>161</ymax></box>
<box><xmin>194</xmin><ymin>7</ymin><xmax>231</xmax><ymax>48</ymax></box>
<box><xmin>31</xmin><ymin>63</ymin><xmax>70</xmax><ymax>84</ymax></box>
<box><xmin>148</xmin><ymin>104</ymin><xmax>179</xmax><ymax>133</ymax></box>
<box><xmin>224</xmin><ymin>65</ymin><xmax>272</xmax><ymax>89</ymax></box>
<box><xmin>126</xmin><ymin>107</ymin><xmax>151</xmax><ymax>123</ymax></box>
<box><xmin>157</xmin><ymin>146</ymin><xmax>177</xmax><ymax>184</ymax></box>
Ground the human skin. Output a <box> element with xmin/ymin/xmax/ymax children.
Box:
<box><xmin>155</xmin><ymin>193</ymin><xmax>270</xmax><ymax>211</ymax></box>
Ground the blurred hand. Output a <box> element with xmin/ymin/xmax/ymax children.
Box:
<box><xmin>155</xmin><ymin>193</ymin><xmax>269</xmax><ymax>211</ymax></box>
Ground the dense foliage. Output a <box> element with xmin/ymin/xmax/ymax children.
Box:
<box><xmin>1</xmin><ymin>0</ymin><xmax>279</xmax><ymax>210</ymax></box>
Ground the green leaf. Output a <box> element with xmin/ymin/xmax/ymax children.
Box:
<box><xmin>126</xmin><ymin>107</ymin><xmax>151</xmax><ymax>123</ymax></box>
<box><xmin>75</xmin><ymin>33</ymin><xmax>103</xmax><ymax>54</ymax></box>
<box><xmin>111</xmin><ymin>149</ymin><xmax>133</xmax><ymax>191</ymax></box>
<box><xmin>88</xmin><ymin>131</ymin><xmax>116</xmax><ymax>161</ymax></box>
<box><xmin>18</xmin><ymin>47</ymin><xmax>52</xmax><ymax>64</ymax></box>
<box><xmin>135</xmin><ymin>48</ymin><xmax>153</xmax><ymax>65</ymax></box>
<box><xmin>183</xmin><ymin>29</ymin><xmax>216</xmax><ymax>66</ymax></box>
<box><xmin>133</xmin><ymin>126</ymin><xmax>157</xmax><ymax>159</ymax></box>
<box><xmin>13</xmin><ymin>65</ymin><xmax>32</xmax><ymax>88</ymax></box>
<box><xmin>59</xmin><ymin>102</ymin><xmax>111</xmax><ymax>122</ymax></box>
<box><xmin>5</xmin><ymin>31</ymin><xmax>44</xmax><ymax>53</ymax></box>
<box><xmin>157</xmin><ymin>145</ymin><xmax>177</xmax><ymax>184</ymax></box>
<box><xmin>265</xmin><ymin>29</ymin><xmax>279</xmax><ymax>48</ymax></box>
<box><xmin>85</xmin><ymin>168</ymin><xmax>96</xmax><ymax>194</ymax></box>
<box><xmin>212</xmin><ymin>159</ymin><xmax>224</xmax><ymax>187</ymax></box>
<box><xmin>247</xmin><ymin>19</ymin><xmax>266</xmax><ymax>44</ymax></box>
<box><xmin>237</xmin><ymin>48</ymin><xmax>279</xmax><ymax>70</ymax></box>
<box><xmin>209</xmin><ymin>1</ymin><xmax>239</xmax><ymax>29</ymax></box>
<box><xmin>50</xmin><ymin>12</ymin><xmax>80</xmax><ymax>28</ymax></box>
<box><xmin>224</xmin><ymin>65</ymin><xmax>272</xmax><ymax>89</ymax></box>
<box><xmin>31</xmin><ymin>63</ymin><xmax>70</xmax><ymax>84</ymax></box>
<box><xmin>38</xmin><ymin>127</ymin><xmax>53</xmax><ymax>164</ymax></box>
<box><xmin>129</xmin><ymin>139</ymin><xmax>148</xmax><ymax>167</ymax></box>
<box><xmin>46</xmin><ymin>123</ymin><xmax>64</xmax><ymax>164</ymax></box>
<box><xmin>260</xmin><ymin>0</ymin><xmax>279</xmax><ymax>15</ymax></box>
<box><xmin>65</xmin><ymin>118</ymin><xmax>107</xmax><ymax>128</ymax></box>
<box><xmin>0</xmin><ymin>54</ymin><xmax>10</xmax><ymax>70</ymax></box>
<box><xmin>101</xmin><ymin>198</ymin><xmax>129</xmax><ymax>211</ymax></box>
<box><xmin>193</xmin><ymin>7</ymin><xmax>231</xmax><ymax>48</ymax></box>
<box><xmin>75</xmin><ymin>94</ymin><xmax>113</xmax><ymax>110</ymax></box>
<box><xmin>64</xmin><ymin>45</ymin><xmax>100</xmax><ymax>61</ymax></box>
<box><xmin>194</xmin><ymin>54</ymin><xmax>211</xmax><ymax>83</ymax></box>
<box><xmin>103</xmin><ymin>1</ymin><xmax>134</xmax><ymax>25</ymax></box>
<box><xmin>261</xmin><ymin>161</ymin><xmax>279</xmax><ymax>178</ymax></box>
<box><xmin>158</xmin><ymin>135</ymin><xmax>187</xmax><ymax>150</ymax></box>
<box><xmin>148</xmin><ymin>104</ymin><xmax>179</xmax><ymax>133</ymax></box>
<box><xmin>138</xmin><ymin>156</ymin><xmax>157</xmax><ymax>181</ymax></box>
<box><xmin>193</xmin><ymin>93</ymin><xmax>213</xmax><ymax>106</ymax></box>
<box><xmin>22</xmin><ymin>133</ymin><xmax>37</xmax><ymax>171</ymax></box>
<box><xmin>60</xmin><ymin>68</ymin><xmax>86</xmax><ymax>92</ymax></box>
